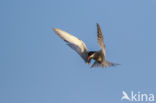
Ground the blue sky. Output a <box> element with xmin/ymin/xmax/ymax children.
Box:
<box><xmin>0</xmin><ymin>0</ymin><xmax>156</xmax><ymax>103</ymax></box>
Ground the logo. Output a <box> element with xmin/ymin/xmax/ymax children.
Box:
<box><xmin>121</xmin><ymin>90</ymin><xmax>155</xmax><ymax>102</ymax></box>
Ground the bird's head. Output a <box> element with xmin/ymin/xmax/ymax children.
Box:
<box><xmin>87</xmin><ymin>51</ymin><xmax>96</xmax><ymax>64</ymax></box>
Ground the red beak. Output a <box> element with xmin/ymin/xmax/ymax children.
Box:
<box><xmin>87</xmin><ymin>56</ymin><xmax>91</xmax><ymax>65</ymax></box>
<box><xmin>88</xmin><ymin>56</ymin><xmax>90</xmax><ymax>61</ymax></box>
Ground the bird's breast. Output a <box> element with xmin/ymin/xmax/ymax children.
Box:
<box><xmin>97</xmin><ymin>56</ymin><xmax>103</xmax><ymax>63</ymax></box>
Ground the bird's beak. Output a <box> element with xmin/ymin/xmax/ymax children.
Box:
<box><xmin>88</xmin><ymin>56</ymin><xmax>91</xmax><ymax>61</ymax></box>
<box><xmin>87</xmin><ymin>57</ymin><xmax>91</xmax><ymax>65</ymax></box>
<box><xmin>87</xmin><ymin>54</ymin><xmax>95</xmax><ymax>65</ymax></box>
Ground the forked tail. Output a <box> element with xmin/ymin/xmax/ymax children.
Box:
<box><xmin>91</xmin><ymin>60</ymin><xmax>119</xmax><ymax>68</ymax></box>
<box><xmin>102</xmin><ymin>60</ymin><xmax>118</xmax><ymax>68</ymax></box>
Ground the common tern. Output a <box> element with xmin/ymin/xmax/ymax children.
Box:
<box><xmin>53</xmin><ymin>23</ymin><xmax>118</xmax><ymax>68</ymax></box>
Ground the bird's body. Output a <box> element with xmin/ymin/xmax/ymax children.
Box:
<box><xmin>53</xmin><ymin>23</ymin><xmax>118</xmax><ymax>68</ymax></box>
<box><xmin>91</xmin><ymin>50</ymin><xmax>104</xmax><ymax>63</ymax></box>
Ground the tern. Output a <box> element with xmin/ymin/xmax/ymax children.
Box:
<box><xmin>53</xmin><ymin>23</ymin><xmax>117</xmax><ymax>68</ymax></box>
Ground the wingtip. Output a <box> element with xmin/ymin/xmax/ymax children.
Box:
<box><xmin>96</xmin><ymin>23</ymin><xmax>100</xmax><ymax>26</ymax></box>
<box><xmin>53</xmin><ymin>28</ymin><xmax>61</xmax><ymax>34</ymax></box>
<box><xmin>52</xmin><ymin>28</ymin><xmax>57</xmax><ymax>31</ymax></box>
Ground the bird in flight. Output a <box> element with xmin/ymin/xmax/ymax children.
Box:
<box><xmin>53</xmin><ymin>23</ymin><xmax>118</xmax><ymax>68</ymax></box>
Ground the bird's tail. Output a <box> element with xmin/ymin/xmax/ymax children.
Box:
<box><xmin>102</xmin><ymin>60</ymin><xmax>119</xmax><ymax>68</ymax></box>
<box><xmin>91</xmin><ymin>60</ymin><xmax>119</xmax><ymax>68</ymax></box>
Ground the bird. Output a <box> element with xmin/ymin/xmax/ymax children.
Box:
<box><xmin>53</xmin><ymin>23</ymin><xmax>118</xmax><ymax>68</ymax></box>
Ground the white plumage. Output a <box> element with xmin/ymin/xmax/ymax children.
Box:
<box><xmin>53</xmin><ymin>28</ymin><xmax>88</xmax><ymax>62</ymax></box>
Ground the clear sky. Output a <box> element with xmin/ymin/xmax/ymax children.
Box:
<box><xmin>0</xmin><ymin>0</ymin><xmax>156</xmax><ymax>103</ymax></box>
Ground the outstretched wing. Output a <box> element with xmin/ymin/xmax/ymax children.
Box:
<box><xmin>53</xmin><ymin>28</ymin><xmax>88</xmax><ymax>63</ymax></box>
<box><xmin>97</xmin><ymin>23</ymin><xmax>106</xmax><ymax>57</ymax></box>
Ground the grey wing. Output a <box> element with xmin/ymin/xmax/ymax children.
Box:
<box><xmin>53</xmin><ymin>28</ymin><xmax>88</xmax><ymax>63</ymax></box>
<box><xmin>97</xmin><ymin>23</ymin><xmax>106</xmax><ymax>57</ymax></box>
<box><xmin>97</xmin><ymin>23</ymin><xmax>105</xmax><ymax>48</ymax></box>
<box><xmin>66</xmin><ymin>42</ymin><xmax>88</xmax><ymax>62</ymax></box>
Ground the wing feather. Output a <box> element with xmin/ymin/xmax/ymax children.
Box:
<box><xmin>97</xmin><ymin>23</ymin><xmax>106</xmax><ymax>57</ymax></box>
<box><xmin>53</xmin><ymin>28</ymin><xmax>88</xmax><ymax>62</ymax></box>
